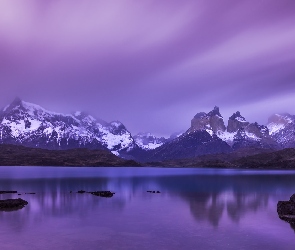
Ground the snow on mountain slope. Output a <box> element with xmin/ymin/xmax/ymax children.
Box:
<box><xmin>134</xmin><ymin>132</ymin><xmax>167</xmax><ymax>150</ymax></box>
<box><xmin>267</xmin><ymin>113</ymin><xmax>295</xmax><ymax>148</ymax></box>
<box><xmin>267</xmin><ymin>114</ymin><xmax>294</xmax><ymax>135</ymax></box>
<box><xmin>216</xmin><ymin>131</ymin><xmax>237</xmax><ymax>146</ymax></box>
<box><xmin>187</xmin><ymin>107</ymin><xmax>278</xmax><ymax>149</ymax></box>
<box><xmin>0</xmin><ymin>98</ymin><xmax>136</xmax><ymax>153</ymax></box>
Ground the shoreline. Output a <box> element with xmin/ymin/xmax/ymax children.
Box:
<box><xmin>1</xmin><ymin>165</ymin><xmax>295</xmax><ymax>171</ymax></box>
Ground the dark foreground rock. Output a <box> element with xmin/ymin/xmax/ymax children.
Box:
<box><xmin>0</xmin><ymin>198</ymin><xmax>28</xmax><ymax>211</ymax></box>
<box><xmin>277</xmin><ymin>194</ymin><xmax>295</xmax><ymax>224</ymax></box>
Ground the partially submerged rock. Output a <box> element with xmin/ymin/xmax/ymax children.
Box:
<box><xmin>147</xmin><ymin>190</ymin><xmax>161</xmax><ymax>193</ymax></box>
<box><xmin>0</xmin><ymin>198</ymin><xmax>28</xmax><ymax>211</ymax></box>
<box><xmin>277</xmin><ymin>194</ymin><xmax>295</xmax><ymax>224</ymax></box>
<box><xmin>76</xmin><ymin>190</ymin><xmax>115</xmax><ymax>197</ymax></box>
<box><xmin>89</xmin><ymin>191</ymin><xmax>115</xmax><ymax>198</ymax></box>
<box><xmin>0</xmin><ymin>191</ymin><xmax>17</xmax><ymax>194</ymax></box>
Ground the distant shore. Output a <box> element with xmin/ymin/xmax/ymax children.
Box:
<box><xmin>0</xmin><ymin>144</ymin><xmax>139</xmax><ymax>167</ymax></box>
<box><xmin>1</xmin><ymin>144</ymin><xmax>295</xmax><ymax>169</ymax></box>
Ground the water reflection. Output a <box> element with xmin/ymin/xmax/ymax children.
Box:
<box><xmin>227</xmin><ymin>192</ymin><xmax>269</xmax><ymax>223</ymax></box>
<box><xmin>0</xmin><ymin>167</ymin><xmax>295</xmax><ymax>249</ymax></box>
<box><xmin>188</xmin><ymin>193</ymin><xmax>225</xmax><ymax>227</ymax></box>
<box><xmin>1</xmin><ymin>171</ymin><xmax>294</xmax><ymax>229</ymax></box>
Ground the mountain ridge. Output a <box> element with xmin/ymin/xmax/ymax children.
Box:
<box><xmin>0</xmin><ymin>98</ymin><xmax>294</xmax><ymax>163</ymax></box>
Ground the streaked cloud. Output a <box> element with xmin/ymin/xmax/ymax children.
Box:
<box><xmin>0</xmin><ymin>0</ymin><xmax>294</xmax><ymax>136</ymax></box>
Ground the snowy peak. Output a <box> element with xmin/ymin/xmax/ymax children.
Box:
<box><xmin>227</xmin><ymin>111</ymin><xmax>249</xmax><ymax>133</ymax></box>
<box><xmin>229</xmin><ymin>111</ymin><xmax>247</xmax><ymax>122</ymax></box>
<box><xmin>186</xmin><ymin>107</ymin><xmax>278</xmax><ymax>150</ymax></box>
<box><xmin>266</xmin><ymin>113</ymin><xmax>295</xmax><ymax>148</ymax></box>
<box><xmin>268</xmin><ymin>113</ymin><xmax>294</xmax><ymax>124</ymax></box>
<box><xmin>109</xmin><ymin>121</ymin><xmax>126</xmax><ymax>133</ymax></box>
<box><xmin>134</xmin><ymin>132</ymin><xmax>167</xmax><ymax>150</ymax></box>
<box><xmin>267</xmin><ymin>113</ymin><xmax>294</xmax><ymax>135</ymax></box>
<box><xmin>0</xmin><ymin>98</ymin><xmax>136</xmax><ymax>154</ymax></box>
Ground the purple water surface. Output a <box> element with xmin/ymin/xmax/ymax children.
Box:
<box><xmin>0</xmin><ymin>167</ymin><xmax>294</xmax><ymax>249</ymax></box>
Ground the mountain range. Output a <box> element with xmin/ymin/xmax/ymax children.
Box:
<box><xmin>0</xmin><ymin>98</ymin><xmax>294</xmax><ymax>163</ymax></box>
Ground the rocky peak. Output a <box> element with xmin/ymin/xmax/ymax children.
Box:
<box><xmin>190</xmin><ymin>112</ymin><xmax>210</xmax><ymax>132</ymax></box>
<box><xmin>207</xmin><ymin>106</ymin><xmax>222</xmax><ymax>117</ymax></box>
<box><xmin>246</xmin><ymin>122</ymin><xmax>269</xmax><ymax>137</ymax></box>
<box><xmin>193</xmin><ymin>112</ymin><xmax>207</xmax><ymax>119</ymax></box>
<box><xmin>190</xmin><ymin>106</ymin><xmax>226</xmax><ymax>134</ymax></box>
<box><xmin>227</xmin><ymin>111</ymin><xmax>249</xmax><ymax>133</ymax></box>
<box><xmin>208</xmin><ymin>107</ymin><xmax>226</xmax><ymax>133</ymax></box>
<box><xmin>229</xmin><ymin>111</ymin><xmax>245</xmax><ymax>121</ymax></box>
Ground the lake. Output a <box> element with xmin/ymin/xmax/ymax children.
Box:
<box><xmin>0</xmin><ymin>166</ymin><xmax>294</xmax><ymax>249</ymax></box>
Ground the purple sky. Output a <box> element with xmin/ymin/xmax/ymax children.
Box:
<box><xmin>0</xmin><ymin>0</ymin><xmax>295</xmax><ymax>136</ymax></box>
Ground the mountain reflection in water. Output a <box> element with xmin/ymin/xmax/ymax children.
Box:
<box><xmin>0</xmin><ymin>167</ymin><xmax>295</xmax><ymax>250</ymax></box>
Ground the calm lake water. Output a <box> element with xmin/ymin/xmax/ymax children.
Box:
<box><xmin>0</xmin><ymin>166</ymin><xmax>295</xmax><ymax>250</ymax></box>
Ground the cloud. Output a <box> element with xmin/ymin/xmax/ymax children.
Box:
<box><xmin>0</xmin><ymin>0</ymin><xmax>294</xmax><ymax>135</ymax></box>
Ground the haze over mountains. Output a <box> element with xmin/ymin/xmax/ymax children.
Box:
<box><xmin>0</xmin><ymin>98</ymin><xmax>294</xmax><ymax>163</ymax></box>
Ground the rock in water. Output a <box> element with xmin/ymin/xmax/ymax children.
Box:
<box><xmin>277</xmin><ymin>194</ymin><xmax>295</xmax><ymax>224</ymax></box>
<box><xmin>0</xmin><ymin>191</ymin><xmax>17</xmax><ymax>194</ymax></box>
<box><xmin>0</xmin><ymin>198</ymin><xmax>28</xmax><ymax>211</ymax></box>
<box><xmin>89</xmin><ymin>191</ymin><xmax>115</xmax><ymax>198</ymax></box>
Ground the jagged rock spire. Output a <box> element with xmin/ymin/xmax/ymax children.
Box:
<box><xmin>190</xmin><ymin>106</ymin><xmax>225</xmax><ymax>133</ymax></box>
<box><xmin>208</xmin><ymin>106</ymin><xmax>222</xmax><ymax>117</ymax></box>
<box><xmin>227</xmin><ymin>111</ymin><xmax>249</xmax><ymax>133</ymax></box>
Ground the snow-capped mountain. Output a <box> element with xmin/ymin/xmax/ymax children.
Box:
<box><xmin>267</xmin><ymin>113</ymin><xmax>294</xmax><ymax>135</ymax></box>
<box><xmin>267</xmin><ymin>113</ymin><xmax>295</xmax><ymax>148</ymax></box>
<box><xmin>0</xmin><ymin>98</ymin><xmax>136</xmax><ymax>154</ymax></box>
<box><xmin>231</xmin><ymin>122</ymin><xmax>277</xmax><ymax>150</ymax></box>
<box><xmin>133</xmin><ymin>132</ymin><xmax>167</xmax><ymax>150</ymax></box>
<box><xmin>1</xmin><ymin>98</ymin><xmax>293</xmax><ymax>163</ymax></box>
<box><xmin>187</xmin><ymin>107</ymin><xmax>278</xmax><ymax>149</ymax></box>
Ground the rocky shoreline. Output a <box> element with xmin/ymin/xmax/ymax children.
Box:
<box><xmin>277</xmin><ymin>194</ymin><xmax>295</xmax><ymax>227</ymax></box>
